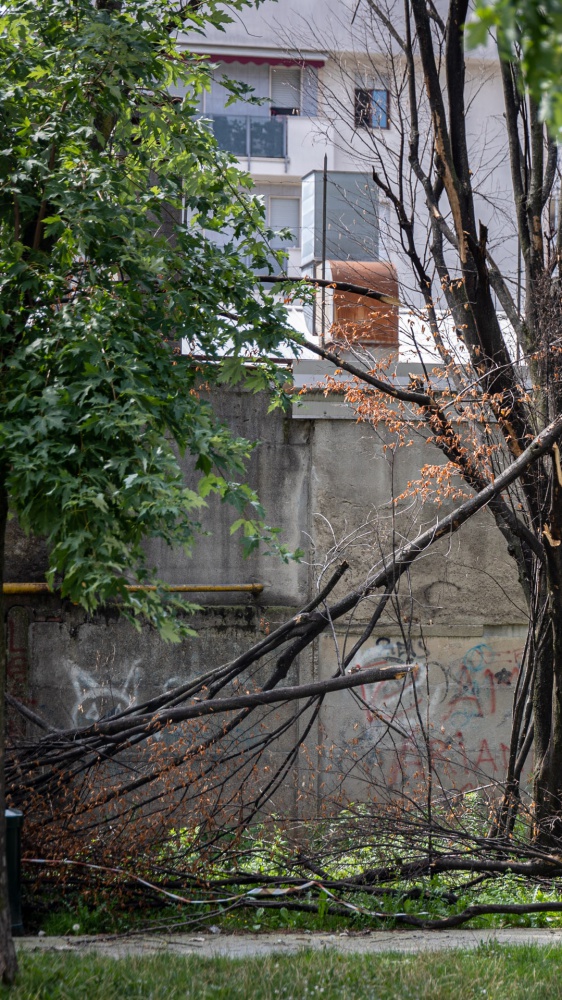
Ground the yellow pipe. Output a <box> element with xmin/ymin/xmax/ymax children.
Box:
<box><xmin>3</xmin><ymin>582</ymin><xmax>263</xmax><ymax>595</ymax></box>
<box><xmin>125</xmin><ymin>584</ymin><xmax>264</xmax><ymax>594</ymax></box>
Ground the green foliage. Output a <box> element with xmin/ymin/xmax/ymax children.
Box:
<box><xmin>137</xmin><ymin>810</ymin><xmax>562</xmax><ymax>932</ymax></box>
<box><xmin>7</xmin><ymin>945</ymin><xmax>562</xmax><ymax>999</ymax></box>
<box><xmin>0</xmin><ymin>0</ymin><xmax>297</xmax><ymax>638</ymax></box>
<box><xmin>39</xmin><ymin>900</ymin><xmax>129</xmax><ymax>937</ymax></box>
<box><xmin>30</xmin><ymin>801</ymin><xmax>561</xmax><ymax>938</ymax></box>
<box><xmin>470</xmin><ymin>0</ymin><xmax>562</xmax><ymax>135</ymax></box>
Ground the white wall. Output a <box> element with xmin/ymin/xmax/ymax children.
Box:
<box><xmin>180</xmin><ymin>1</ymin><xmax>523</xmax><ymax>328</ymax></box>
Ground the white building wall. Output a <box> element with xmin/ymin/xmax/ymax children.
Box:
<box><xmin>180</xmin><ymin>2</ymin><xmax>522</xmax><ymax>335</ymax></box>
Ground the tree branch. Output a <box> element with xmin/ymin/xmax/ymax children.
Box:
<box><xmin>39</xmin><ymin>661</ymin><xmax>418</xmax><ymax>744</ymax></box>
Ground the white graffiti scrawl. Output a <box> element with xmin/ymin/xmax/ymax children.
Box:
<box><xmin>69</xmin><ymin>661</ymin><xmax>141</xmax><ymax>727</ymax></box>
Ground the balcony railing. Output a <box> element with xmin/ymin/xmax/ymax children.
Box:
<box><xmin>209</xmin><ymin>114</ymin><xmax>287</xmax><ymax>159</ymax></box>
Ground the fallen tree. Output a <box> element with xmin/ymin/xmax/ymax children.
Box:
<box><xmin>9</xmin><ymin>410</ymin><xmax>562</xmax><ymax>801</ymax></box>
<box><xmin>10</xmin><ymin>0</ymin><xmax>562</xmax><ymax>939</ymax></box>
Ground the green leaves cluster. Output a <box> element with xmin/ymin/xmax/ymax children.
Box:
<box><xmin>0</xmin><ymin>0</ymin><xmax>296</xmax><ymax>639</ymax></box>
<box><xmin>471</xmin><ymin>0</ymin><xmax>562</xmax><ymax>135</ymax></box>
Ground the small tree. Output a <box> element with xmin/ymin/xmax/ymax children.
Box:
<box><xmin>0</xmin><ymin>0</ymin><xmax>296</xmax><ymax>978</ymax></box>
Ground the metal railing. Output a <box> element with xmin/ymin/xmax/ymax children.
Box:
<box><xmin>209</xmin><ymin>114</ymin><xmax>287</xmax><ymax>160</ymax></box>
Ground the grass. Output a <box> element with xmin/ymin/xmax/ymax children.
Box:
<box><xmin>4</xmin><ymin>943</ymin><xmax>562</xmax><ymax>999</ymax></box>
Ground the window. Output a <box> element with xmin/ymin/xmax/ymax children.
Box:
<box><xmin>354</xmin><ymin>88</ymin><xmax>389</xmax><ymax>129</ymax></box>
<box><xmin>270</xmin><ymin>196</ymin><xmax>300</xmax><ymax>247</ymax></box>
<box><xmin>207</xmin><ymin>62</ymin><xmax>269</xmax><ymax>115</ymax></box>
<box><xmin>271</xmin><ymin>67</ymin><xmax>301</xmax><ymax>116</ymax></box>
<box><xmin>205</xmin><ymin>62</ymin><xmax>318</xmax><ymax>119</ymax></box>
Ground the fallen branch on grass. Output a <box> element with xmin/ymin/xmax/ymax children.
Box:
<box><xmin>24</xmin><ymin>858</ymin><xmax>562</xmax><ymax>931</ymax></box>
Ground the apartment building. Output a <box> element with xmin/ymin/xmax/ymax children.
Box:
<box><xmin>178</xmin><ymin>0</ymin><xmax>515</xmax><ymax>355</ymax></box>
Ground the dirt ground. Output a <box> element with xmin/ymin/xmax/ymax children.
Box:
<box><xmin>14</xmin><ymin>928</ymin><xmax>562</xmax><ymax>959</ymax></box>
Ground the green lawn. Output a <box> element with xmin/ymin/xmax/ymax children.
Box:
<box><xmin>3</xmin><ymin>944</ymin><xmax>562</xmax><ymax>999</ymax></box>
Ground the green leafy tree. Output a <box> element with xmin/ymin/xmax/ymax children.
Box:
<box><xmin>0</xmin><ymin>0</ymin><xmax>293</xmax><ymax>978</ymax></box>
<box><xmin>471</xmin><ymin>0</ymin><xmax>562</xmax><ymax>135</ymax></box>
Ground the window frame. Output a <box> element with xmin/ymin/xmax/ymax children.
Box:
<box><xmin>354</xmin><ymin>86</ymin><xmax>390</xmax><ymax>130</ymax></box>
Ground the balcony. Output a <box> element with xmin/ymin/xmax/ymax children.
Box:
<box><xmin>209</xmin><ymin>114</ymin><xmax>287</xmax><ymax>160</ymax></box>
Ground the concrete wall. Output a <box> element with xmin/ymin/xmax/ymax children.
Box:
<box><xmin>4</xmin><ymin>382</ymin><xmax>527</xmax><ymax>805</ymax></box>
<box><xmin>145</xmin><ymin>387</ymin><xmax>312</xmax><ymax>606</ymax></box>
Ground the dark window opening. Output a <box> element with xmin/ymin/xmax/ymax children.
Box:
<box><xmin>354</xmin><ymin>88</ymin><xmax>389</xmax><ymax>129</ymax></box>
<box><xmin>270</xmin><ymin>107</ymin><xmax>300</xmax><ymax>116</ymax></box>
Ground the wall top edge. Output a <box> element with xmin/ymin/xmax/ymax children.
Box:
<box><xmin>329</xmin><ymin>624</ymin><xmax>527</xmax><ymax>638</ymax></box>
<box><xmin>178</xmin><ymin>43</ymin><xmax>328</xmax><ymax>64</ymax></box>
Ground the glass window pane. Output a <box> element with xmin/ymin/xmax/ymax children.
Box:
<box><xmin>371</xmin><ymin>89</ymin><xmax>388</xmax><ymax>128</ymax></box>
<box><xmin>271</xmin><ymin>67</ymin><xmax>301</xmax><ymax>112</ymax></box>
<box><xmin>270</xmin><ymin>197</ymin><xmax>300</xmax><ymax>246</ymax></box>
<box><xmin>302</xmin><ymin>66</ymin><xmax>318</xmax><ymax>117</ymax></box>
<box><xmin>250</xmin><ymin>117</ymin><xmax>285</xmax><ymax>158</ymax></box>
<box><xmin>301</xmin><ymin>173</ymin><xmax>315</xmax><ymax>263</ymax></box>
<box><xmin>212</xmin><ymin>115</ymin><xmax>247</xmax><ymax>156</ymax></box>
<box><xmin>208</xmin><ymin>62</ymin><xmax>269</xmax><ymax>115</ymax></box>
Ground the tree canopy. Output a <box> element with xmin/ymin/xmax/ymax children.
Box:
<box><xmin>0</xmin><ymin>0</ymin><xmax>295</xmax><ymax>639</ymax></box>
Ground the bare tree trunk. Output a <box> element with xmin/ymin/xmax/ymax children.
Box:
<box><xmin>315</xmin><ymin>0</ymin><xmax>562</xmax><ymax>838</ymax></box>
<box><xmin>533</xmin><ymin>452</ymin><xmax>562</xmax><ymax>841</ymax></box>
<box><xmin>0</xmin><ymin>477</ymin><xmax>18</xmax><ymax>983</ymax></box>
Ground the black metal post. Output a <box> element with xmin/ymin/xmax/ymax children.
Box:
<box><xmin>5</xmin><ymin>809</ymin><xmax>23</xmax><ymax>935</ymax></box>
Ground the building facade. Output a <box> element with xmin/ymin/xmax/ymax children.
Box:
<box><xmin>178</xmin><ymin>0</ymin><xmax>518</xmax><ymax>352</ymax></box>
<box><xmin>4</xmin><ymin>2</ymin><xmax>531</xmax><ymax>809</ymax></box>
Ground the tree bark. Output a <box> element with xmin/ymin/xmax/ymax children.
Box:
<box><xmin>532</xmin><ymin>449</ymin><xmax>562</xmax><ymax>841</ymax></box>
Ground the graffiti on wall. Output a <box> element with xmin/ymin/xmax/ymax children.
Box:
<box><xmin>345</xmin><ymin>636</ymin><xmax>523</xmax><ymax>790</ymax></box>
<box><xmin>69</xmin><ymin>661</ymin><xmax>141</xmax><ymax>727</ymax></box>
<box><xmin>350</xmin><ymin>637</ymin><xmax>444</xmax><ymax>724</ymax></box>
